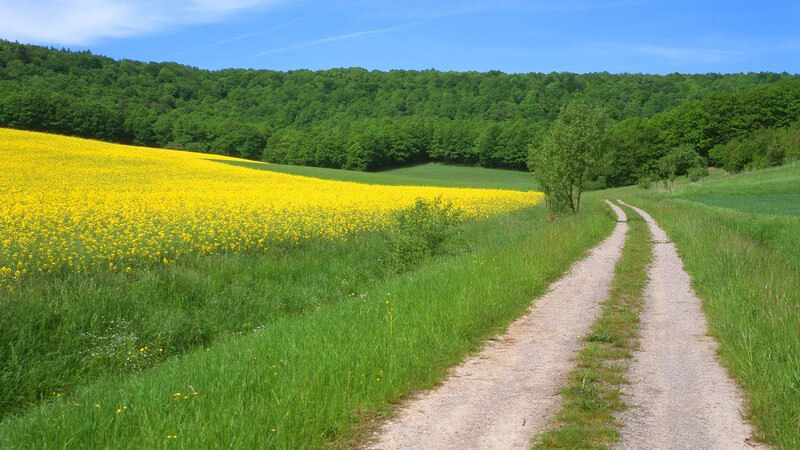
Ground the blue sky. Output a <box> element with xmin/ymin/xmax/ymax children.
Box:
<box><xmin>1</xmin><ymin>0</ymin><xmax>799</xmax><ymax>74</ymax></box>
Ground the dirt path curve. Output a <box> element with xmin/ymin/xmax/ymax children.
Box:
<box><xmin>366</xmin><ymin>201</ymin><xmax>628</xmax><ymax>450</ymax></box>
<box><xmin>616</xmin><ymin>201</ymin><xmax>765</xmax><ymax>450</ymax></box>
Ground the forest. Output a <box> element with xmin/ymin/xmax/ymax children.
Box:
<box><xmin>1</xmin><ymin>40</ymin><xmax>798</xmax><ymax>187</ymax></box>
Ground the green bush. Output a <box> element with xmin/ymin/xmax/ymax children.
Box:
<box><xmin>687</xmin><ymin>165</ymin><xmax>709</xmax><ymax>182</ymax></box>
<box><xmin>657</xmin><ymin>144</ymin><xmax>706</xmax><ymax>191</ymax></box>
<box><xmin>387</xmin><ymin>198</ymin><xmax>461</xmax><ymax>271</ymax></box>
<box><xmin>637</xmin><ymin>176</ymin><xmax>653</xmax><ymax>190</ymax></box>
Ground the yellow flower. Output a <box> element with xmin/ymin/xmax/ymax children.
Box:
<box><xmin>0</xmin><ymin>128</ymin><xmax>543</xmax><ymax>288</ymax></box>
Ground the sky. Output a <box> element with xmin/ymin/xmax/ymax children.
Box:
<box><xmin>1</xmin><ymin>0</ymin><xmax>799</xmax><ymax>74</ymax></box>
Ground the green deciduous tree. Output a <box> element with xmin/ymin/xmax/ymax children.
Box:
<box><xmin>474</xmin><ymin>123</ymin><xmax>503</xmax><ymax>167</ymax></box>
<box><xmin>530</xmin><ymin>101</ymin><xmax>610</xmax><ymax>216</ymax></box>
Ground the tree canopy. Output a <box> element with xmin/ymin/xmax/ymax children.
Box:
<box><xmin>531</xmin><ymin>101</ymin><xmax>609</xmax><ymax>214</ymax></box>
<box><xmin>0</xmin><ymin>40</ymin><xmax>798</xmax><ymax>186</ymax></box>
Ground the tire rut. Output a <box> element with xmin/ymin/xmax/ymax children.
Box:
<box><xmin>616</xmin><ymin>200</ymin><xmax>765</xmax><ymax>450</ymax></box>
<box><xmin>366</xmin><ymin>201</ymin><xmax>628</xmax><ymax>450</ymax></box>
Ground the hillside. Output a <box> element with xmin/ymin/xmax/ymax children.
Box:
<box><xmin>0</xmin><ymin>127</ymin><xmax>543</xmax><ymax>419</ymax></box>
<box><xmin>1</xmin><ymin>41</ymin><xmax>797</xmax><ymax>181</ymax></box>
<box><xmin>1</xmin><ymin>129</ymin><xmax>615</xmax><ymax>449</ymax></box>
<box><xmin>677</xmin><ymin>165</ymin><xmax>800</xmax><ymax>215</ymax></box>
<box><xmin>223</xmin><ymin>160</ymin><xmax>540</xmax><ymax>191</ymax></box>
<box><xmin>0</xmin><ymin>127</ymin><xmax>540</xmax><ymax>286</ymax></box>
<box><xmin>1</xmin><ymin>126</ymin><xmax>798</xmax><ymax>447</ymax></box>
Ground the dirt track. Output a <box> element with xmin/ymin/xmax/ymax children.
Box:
<box><xmin>367</xmin><ymin>201</ymin><xmax>628</xmax><ymax>450</ymax></box>
<box><xmin>616</xmin><ymin>201</ymin><xmax>764</xmax><ymax>450</ymax></box>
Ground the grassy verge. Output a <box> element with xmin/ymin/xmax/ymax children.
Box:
<box><xmin>625</xmin><ymin>197</ymin><xmax>800</xmax><ymax>448</ymax></box>
<box><xmin>534</xmin><ymin>203</ymin><xmax>652</xmax><ymax>449</ymax></box>
<box><xmin>0</xmin><ymin>201</ymin><xmax>613</xmax><ymax>448</ymax></box>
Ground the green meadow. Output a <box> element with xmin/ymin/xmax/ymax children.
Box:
<box><xmin>217</xmin><ymin>160</ymin><xmax>541</xmax><ymax>191</ymax></box>
<box><xmin>2</xmin><ymin>159</ymin><xmax>799</xmax><ymax>448</ymax></box>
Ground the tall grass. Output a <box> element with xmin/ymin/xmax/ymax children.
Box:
<box><xmin>0</xmin><ymin>201</ymin><xmax>613</xmax><ymax>448</ymax></box>
<box><xmin>630</xmin><ymin>197</ymin><xmax>800</xmax><ymax>448</ymax></box>
<box><xmin>0</xmin><ymin>236</ymin><xmax>393</xmax><ymax>418</ymax></box>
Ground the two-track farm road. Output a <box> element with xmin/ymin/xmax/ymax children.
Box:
<box><xmin>616</xmin><ymin>201</ymin><xmax>765</xmax><ymax>450</ymax></box>
<box><xmin>367</xmin><ymin>201</ymin><xmax>628</xmax><ymax>450</ymax></box>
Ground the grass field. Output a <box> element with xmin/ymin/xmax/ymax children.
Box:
<box><xmin>0</xmin><ymin>129</ymin><xmax>544</xmax><ymax>414</ymax></box>
<box><xmin>1</xmin><ymin>129</ymin><xmax>612</xmax><ymax>448</ymax></box>
<box><xmin>676</xmin><ymin>165</ymin><xmax>800</xmax><ymax>215</ymax></box>
<box><xmin>3</xmin><ymin>127</ymin><xmax>798</xmax><ymax>448</ymax></box>
<box><xmin>218</xmin><ymin>160</ymin><xmax>541</xmax><ymax>191</ymax></box>
<box><xmin>606</xmin><ymin>164</ymin><xmax>800</xmax><ymax>448</ymax></box>
<box><xmin>0</xmin><ymin>201</ymin><xmax>613</xmax><ymax>448</ymax></box>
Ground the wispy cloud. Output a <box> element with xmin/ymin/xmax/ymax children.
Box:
<box><xmin>255</xmin><ymin>21</ymin><xmax>423</xmax><ymax>56</ymax></box>
<box><xmin>211</xmin><ymin>3</ymin><xmax>354</xmax><ymax>48</ymax></box>
<box><xmin>254</xmin><ymin>4</ymin><xmax>484</xmax><ymax>57</ymax></box>
<box><xmin>366</xmin><ymin>2</ymin><xmax>493</xmax><ymax>20</ymax></box>
<box><xmin>491</xmin><ymin>0</ymin><xmax>653</xmax><ymax>13</ymax></box>
<box><xmin>0</xmin><ymin>0</ymin><xmax>288</xmax><ymax>45</ymax></box>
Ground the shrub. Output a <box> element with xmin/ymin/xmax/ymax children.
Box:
<box><xmin>387</xmin><ymin>198</ymin><xmax>461</xmax><ymax>271</ymax></box>
<box><xmin>658</xmin><ymin>144</ymin><xmax>705</xmax><ymax>191</ymax></box>
<box><xmin>637</xmin><ymin>176</ymin><xmax>653</xmax><ymax>190</ymax></box>
<box><xmin>688</xmin><ymin>165</ymin><xmax>709</xmax><ymax>182</ymax></box>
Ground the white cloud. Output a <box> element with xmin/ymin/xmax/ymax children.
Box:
<box><xmin>0</xmin><ymin>0</ymin><xmax>287</xmax><ymax>45</ymax></box>
<box><xmin>212</xmin><ymin>3</ymin><xmax>350</xmax><ymax>48</ymax></box>
<box><xmin>255</xmin><ymin>21</ymin><xmax>421</xmax><ymax>56</ymax></box>
<box><xmin>253</xmin><ymin>4</ymin><xmax>484</xmax><ymax>57</ymax></box>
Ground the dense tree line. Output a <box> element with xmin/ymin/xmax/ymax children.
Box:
<box><xmin>710</xmin><ymin>123</ymin><xmax>800</xmax><ymax>172</ymax></box>
<box><xmin>0</xmin><ymin>40</ymin><xmax>798</xmax><ymax>185</ymax></box>
<box><xmin>603</xmin><ymin>79</ymin><xmax>800</xmax><ymax>186</ymax></box>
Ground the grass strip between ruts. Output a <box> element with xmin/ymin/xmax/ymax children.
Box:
<box><xmin>534</xmin><ymin>202</ymin><xmax>652</xmax><ymax>449</ymax></box>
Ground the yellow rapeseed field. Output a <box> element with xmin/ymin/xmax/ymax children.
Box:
<box><xmin>0</xmin><ymin>128</ymin><xmax>543</xmax><ymax>287</ymax></box>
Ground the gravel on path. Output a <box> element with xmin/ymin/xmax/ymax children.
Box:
<box><xmin>367</xmin><ymin>201</ymin><xmax>629</xmax><ymax>450</ymax></box>
<box><xmin>616</xmin><ymin>200</ymin><xmax>765</xmax><ymax>450</ymax></box>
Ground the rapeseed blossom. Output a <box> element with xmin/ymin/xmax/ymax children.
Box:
<box><xmin>0</xmin><ymin>128</ymin><xmax>543</xmax><ymax>286</ymax></box>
